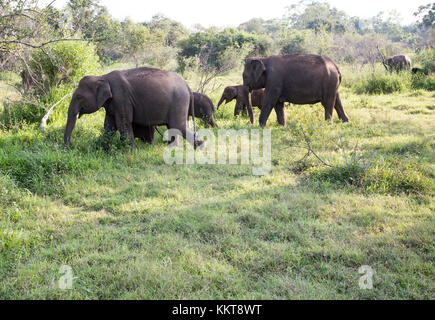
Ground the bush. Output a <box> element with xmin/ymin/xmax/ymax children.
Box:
<box><xmin>29</xmin><ymin>40</ymin><xmax>101</xmax><ymax>91</ymax></box>
<box><xmin>414</xmin><ymin>48</ymin><xmax>435</xmax><ymax>74</ymax></box>
<box><xmin>353</xmin><ymin>71</ymin><xmax>410</xmax><ymax>94</ymax></box>
<box><xmin>362</xmin><ymin>160</ymin><xmax>432</xmax><ymax>195</ymax></box>
<box><xmin>411</xmin><ymin>73</ymin><xmax>435</xmax><ymax>91</ymax></box>
<box><xmin>1</xmin><ymin>41</ymin><xmax>101</xmax><ymax>128</ymax></box>
<box><xmin>309</xmin><ymin>158</ymin><xmax>432</xmax><ymax>196</ymax></box>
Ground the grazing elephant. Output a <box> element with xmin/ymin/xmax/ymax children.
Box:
<box><xmin>191</xmin><ymin>92</ymin><xmax>218</xmax><ymax>127</ymax></box>
<box><xmin>64</xmin><ymin>67</ymin><xmax>204</xmax><ymax>148</ymax></box>
<box><xmin>217</xmin><ymin>86</ymin><xmax>271</xmax><ymax>124</ymax></box>
<box><xmin>377</xmin><ymin>47</ymin><xmax>411</xmax><ymax>72</ymax></box>
<box><xmin>243</xmin><ymin>54</ymin><xmax>349</xmax><ymax>127</ymax></box>
<box><xmin>384</xmin><ymin>55</ymin><xmax>412</xmax><ymax>72</ymax></box>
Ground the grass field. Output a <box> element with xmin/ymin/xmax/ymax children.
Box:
<box><xmin>0</xmin><ymin>67</ymin><xmax>434</xmax><ymax>299</ymax></box>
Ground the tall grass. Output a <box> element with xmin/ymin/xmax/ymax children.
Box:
<box><xmin>353</xmin><ymin>70</ymin><xmax>411</xmax><ymax>94</ymax></box>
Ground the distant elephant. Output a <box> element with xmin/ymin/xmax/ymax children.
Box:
<box><xmin>64</xmin><ymin>67</ymin><xmax>204</xmax><ymax>149</ymax></box>
<box><xmin>243</xmin><ymin>54</ymin><xmax>349</xmax><ymax>127</ymax></box>
<box><xmin>384</xmin><ymin>55</ymin><xmax>412</xmax><ymax>72</ymax></box>
<box><xmin>217</xmin><ymin>86</ymin><xmax>274</xmax><ymax>124</ymax></box>
<box><xmin>377</xmin><ymin>47</ymin><xmax>411</xmax><ymax>72</ymax></box>
<box><xmin>191</xmin><ymin>92</ymin><xmax>218</xmax><ymax>127</ymax></box>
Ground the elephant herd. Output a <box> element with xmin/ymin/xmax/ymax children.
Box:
<box><xmin>64</xmin><ymin>53</ymin><xmax>352</xmax><ymax>148</ymax></box>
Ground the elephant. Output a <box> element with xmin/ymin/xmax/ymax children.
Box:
<box><xmin>243</xmin><ymin>54</ymin><xmax>349</xmax><ymax>127</ymax></box>
<box><xmin>191</xmin><ymin>92</ymin><xmax>218</xmax><ymax>127</ymax></box>
<box><xmin>64</xmin><ymin>67</ymin><xmax>204</xmax><ymax>149</ymax></box>
<box><xmin>384</xmin><ymin>55</ymin><xmax>412</xmax><ymax>72</ymax></box>
<box><xmin>216</xmin><ymin>85</ymin><xmax>253</xmax><ymax>123</ymax></box>
<box><xmin>217</xmin><ymin>86</ymin><xmax>272</xmax><ymax>124</ymax></box>
<box><xmin>377</xmin><ymin>47</ymin><xmax>411</xmax><ymax>72</ymax></box>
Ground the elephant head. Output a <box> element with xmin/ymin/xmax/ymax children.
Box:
<box><xmin>243</xmin><ymin>58</ymin><xmax>266</xmax><ymax>91</ymax></box>
<box><xmin>217</xmin><ymin>86</ymin><xmax>238</xmax><ymax>109</ymax></box>
<box><xmin>64</xmin><ymin>76</ymin><xmax>112</xmax><ymax>147</ymax></box>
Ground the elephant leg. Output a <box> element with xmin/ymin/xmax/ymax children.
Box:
<box><xmin>114</xmin><ymin>113</ymin><xmax>137</xmax><ymax>148</ymax></box>
<box><xmin>259</xmin><ymin>88</ymin><xmax>280</xmax><ymax>127</ymax></box>
<box><xmin>274</xmin><ymin>102</ymin><xmax>286</xmax><ymax>126</ymax></box>
<box><xmin>333</xmin><ymin>93</ymin><xmax>349</xmax><ymax>122</ymax></box>
<box><xmin>321</xmin><ymin>93</ymin><xmax>337</xmax><ymax>123</ymax></box>
<box><xmin>234</xmin><ymin>102</ymin><xmax>241</xmax><ymax>118</ymax></box>
<box><xmin>241</xmin><ymin>105</ymin><xmax>248</xmax><ymax>117</ymax></box>
<box><xmin>167</xmin><ymin>118</ymin><xmax>204</xmax><ymax>149</ymax></box>
<box><xmin>133</xmin><ymin>124</ymin><xmax>155</xmax><ymax>144</ymax></box>
<box><xmin>104</xmin><ymin>114</ymin><xmax>116</xmax><ymax>135</ymax></box>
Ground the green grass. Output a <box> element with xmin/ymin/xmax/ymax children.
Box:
<box><xmin>0</xmin><ymin>69</ymin><xmax>434</xmax><ymax>299</ymax></box>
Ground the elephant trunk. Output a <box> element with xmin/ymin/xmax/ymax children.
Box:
<box><xmin>64</xmin><ymin>99</ymin><xmax>79</xmax><ymax>147</ymax></box>
<box><xmin>217</xmin><ymin>96</ymin><xmax>225</xmax><ymax>109</ymax></box>
<box><xmin>209</xmin><ymin>114</ymin><xmax>218</xmax><ymax>128</ymax></box>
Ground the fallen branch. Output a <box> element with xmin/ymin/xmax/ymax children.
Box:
<box><xmin>299</xmin><ymin>126</ymin><xmax>332</xmax><ymax>167</ymax></box>
<box><xmin>40</xmin><ymin>93</ymin><xmax>71</xmax><ymax>131</ymax></box>
<box><xmin>282</xmin><ymin>126</ymin><xmax>332</xmax><ymax>168</ymax></box>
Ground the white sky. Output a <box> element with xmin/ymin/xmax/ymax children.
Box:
<box><xmin>50</xmin><ymin>0</ymin><xmax>429</xmax><ymax>28</ymax></box>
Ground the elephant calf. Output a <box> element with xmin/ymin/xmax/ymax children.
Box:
<box><xmin>64</xmin><ymin>67</ymin><xmax>204</xmax><ymax>148</ymax></box>
<box><xmin>218</xmin><ymin>85</ymin><xmax>286</xmax><ymax>125</ymax></box>
<box><xmin>191</xmin><ymin>92</ymin><xmax>218</xmax><ymax>127</ymax></box>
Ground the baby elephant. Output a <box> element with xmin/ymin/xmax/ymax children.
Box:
<box><xmin>218</xmin><ymin>85</ymin><xmax>285</xmax><ymax>125</ymax></box>
<box><xmin>191</xmin><ymin>92</ymin><xmax>218</xmax><ymax>127</ymax></box>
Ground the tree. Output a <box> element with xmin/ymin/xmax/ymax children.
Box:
<box><xmin>177</xmin><ymin>28</ymin><xmax>269</xmax><ymax>72</ymax></box>
<box><xmin>414</xmin><ymin>2</ymin><xmax>435</xmax><ymax>28</ymax></box>
<box><xmin>144</xmin><ymin>14</ymin><xmax>188</xmax><ymax>46</ymax></box>
<box><xmin>285</xmin><ymin>0</ymin><xmax>349</xmax><ymax>34</ymax></box>
<box><xmin>238</xmin><ymin>18</ymin><xmax>266</xmax><ymax>34</ymax></box>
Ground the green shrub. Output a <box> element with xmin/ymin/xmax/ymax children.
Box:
<box><xmin>353</xmin><ymin>72</ymin><xmax>410</xmax><ymax>94</ymax></box>
<box><xmin>309</xmin><ymin>158</ymin><xmax>432</xmax><ymax>196</ymax></box>
<box><xmin>362</xmin><ymin>160</ymin><xmax>432</xmax><ymax>195</ymax></box>
<box><xmin>414</xmin><ymin>48</ymin><xmax>435</xmax><ymax>74</ymax></box>
<box><xmin>1</xmin><ymin>100</ymin><xmax>45</xmax><ymax>128</ymax></box>
<box><xmin>1</xmin><ymin>41</ymin><xmax>101</xmax><ymax>128</ymax></box>
<box><xmin>30</xmin><ymin>40</ymin><xmax>101</xmax><ymax>90</ymax></box>
<box><xmin>411</xmin><ymin>73</ymin><xmax>435</xmax><ymax>91</ymax></box>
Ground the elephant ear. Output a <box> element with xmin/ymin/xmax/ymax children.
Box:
<box><xmin>250</xmin><ymin>59</ymin><xmax>266</xmax><ymax>85</ymax></box>
<box><xmin>228</xmin><ymin>87</ymin><xmax>238</xmax><ymax>100</ymax></box>
<box><xmin>96</xmin><ymin>79</ymin><xmax>112</xmax><ymax>108</ymax></box>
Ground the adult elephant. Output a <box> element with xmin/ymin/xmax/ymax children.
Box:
<box><xmin>384</xmin><ymin>55</ymin><xmax>412</xmax><ymax>72</ymax></box>
<box><xmin>377</xmin><ymin>47</ymin><xmax>411</xmax><ymax>72</ymax></box>
<box><xmin>243</xmin><ymin>54</ymin><xmax>349</xmax><ymax>127</ymax></box>
<box><xmin>191</xmin><ymin>92</ymin><xmax>218</xmax><ymax>127</ymax></box>
<box><xmin>64</xmin><ymin>67</ymin><xmax>203</xmax><ymax>148</ymax></box>
<box><xmin>217</xmin><ymin>86</ymin><xmax>270</xmax><ymax>124</ymax></box>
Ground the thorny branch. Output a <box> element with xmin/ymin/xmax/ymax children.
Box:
<box><xmin>284</xmin><ymin>125</ymin><xmax>332</xmax><ymax>168</ymax></box>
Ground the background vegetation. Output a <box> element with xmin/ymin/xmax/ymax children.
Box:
<box><xmin>0</xmin><ymin>0</ymin><xmax>434</xmax><ymax>299</ymax></box>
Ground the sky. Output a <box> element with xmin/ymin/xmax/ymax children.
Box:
<box><xmin>49</xmin><ymin>0</ymin><xmax>430</xmax><ymax>28</ymax></box>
